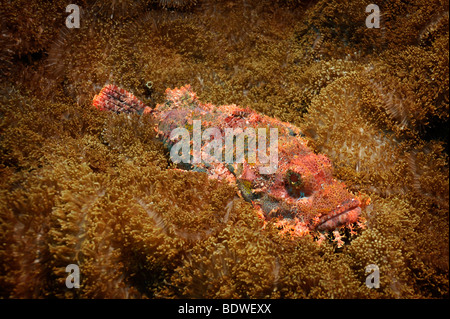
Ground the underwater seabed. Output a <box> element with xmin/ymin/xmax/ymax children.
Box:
<box><xmin>0</xmin><ymin>0</ymin><xmax>448</xmax><ymax>299</ymax></box>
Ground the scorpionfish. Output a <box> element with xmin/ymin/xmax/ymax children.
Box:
<box><xmin>93</xmin><ymin>84</ymin><xmax>365</xmax><ymax>242</ymax></box>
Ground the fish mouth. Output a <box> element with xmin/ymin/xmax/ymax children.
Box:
<box><xmin>315</xmin><ymin>205</ymin><xmax>361</xmax><ymax>231</ymax></box>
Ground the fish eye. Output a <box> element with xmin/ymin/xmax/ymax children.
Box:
<box><xmin>286</xmin><ymin>170</ymin><xmax>303</xmax><ymax>187</ymax></box>
<box><xmin>285</xmin><ymin>170</ymin><xmax>308</xmax><ymax>199</ymax></box>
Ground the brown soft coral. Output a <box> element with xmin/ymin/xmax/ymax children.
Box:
<box><xmin>0</xmin><ymin>0</ymin><xmax>69</xmax><ymax>78</ymax></box>
<box><xmin>301</xmin><ymin>75</ymin><xmax>408</xmax><ymax>195</ymax></box>
<box><xmin>280</xmin><ymin>238</ymin><xmax>372</xmax><ymax>298</ymax></box>
<box><xmin>0</xmin><ymin>171</ymin><xmax>55</xmax><ymax>298</ymax></box>
<box><xmin>348</xmin><ymin>195</ymin><xmax>448</xmax><ymax>298</ymax></box>
<box><xmin>160</xmin><ymin>223</ymin><xmax>281</xmax><ymax>298</ymax></box>
<box><xmin>294</xmin><ymin>0</ymin><xmax>449</xmax><ymax>60</ymax></box>
<box><xmin>299</xmin><ymin>65</ymin><xmax>448</xmax><ymax>299</ymax></box>
<box><xmin>0</xmin><ymin>0</ymin><xmax>448</xmax><ymax>299</ymax></box>
<box><xmin>0</xmin><ymin>87</ymin><xmax>264</xmax><ymax>297</ymax></box>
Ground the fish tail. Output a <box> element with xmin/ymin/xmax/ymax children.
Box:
<box><xmin>93</xmin><ymin>84</ymin><xmax>152</xmax><ymax>115</ymax></box>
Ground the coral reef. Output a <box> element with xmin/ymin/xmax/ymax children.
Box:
<box><xmin>0</xmin><ymin>0</ymin><xmax>448</xmax><ymax>299</ymax></box>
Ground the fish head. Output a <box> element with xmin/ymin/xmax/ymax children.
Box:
<box><xmin>237</xmin><ymin>136</ymin><xmax>362</xmax><ymax>234</ymax></box>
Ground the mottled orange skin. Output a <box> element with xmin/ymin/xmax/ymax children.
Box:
<box><xmin>93</xmin><ymin>84</ymin><xmax>366</xmax><ymax>240</ymax></box>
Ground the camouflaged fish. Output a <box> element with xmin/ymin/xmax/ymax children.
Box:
<box><xmin>93</xmin><ymin>84</ymin><xmax>366</xmax><ymax>241</ymax></box>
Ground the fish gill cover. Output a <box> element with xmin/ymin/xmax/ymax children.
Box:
<box><xmin>0</xmin><ymin>0</ymin><xmax>448</xmax><ymax>299</ymax></box>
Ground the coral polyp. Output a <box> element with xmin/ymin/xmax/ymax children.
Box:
<box><xmin>0</xmin><ymin>0</ymin><xmax>448</xmax><ymax>299</ymax></box>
